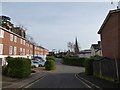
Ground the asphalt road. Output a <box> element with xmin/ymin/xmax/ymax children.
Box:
<box><xmin>27</xmin><ymin>58</ymin><xmax>90</xmax><ymax>88</ymax></box>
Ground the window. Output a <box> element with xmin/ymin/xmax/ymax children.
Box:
<box><xmin>20</xmin><ymin>39</ymin><xmax>23</xmax><ymax>44</ymax></box>
<box><xmin>20</xmin><ymin>48</ymin><xmax>22</xmax><ymax>55</ymax></box>
<box><xmin>28</xmin><ymin>44</ymin><xmax>29</xmax><ymax>47</ymax></box>
<box><xmin>14</xmin><ymin>36</ymin><xmax>17</xmax><ymax>42</ymax></box>
<box><xmin>10</xmin><ymin>34</ymin><xmax>13</xmax><ymax>41</ymax></box>
<box><xmin>14</xmin><ymin>47</ymin><xmax>17</xmax><ymax>55</ymax></box>
<box><xmin>23</xmin><ymin>40</ymin><xmax>25</xmax><ymax>45</ymax></box>
<box><xmin>30</xmin><ymin>50</ymin><xmax>32</xmax><ymax>54</ymax></box>
<box><xmin>9</xmin><ymin>46</ymin><xmax>13</xmax><ymax>54</ymax></box>
<box><xmin>0</xmin><ymin>44</ymin><xmax>3</xmax><ymax>54</ymax></box>
<box><xmin>27</xmin><ymin>50</ymin><xmax>29</xmax><ymax>54</ymax></box>
<box><xmin>23</xmin><ymin>48</ymin><xmax>25</xmax><ymax>55</ymax></box>
<box><xmin>30</xmin><ymin>45</ymin><xmax>32</xmax><ymax>48</ymax></box>
<box><xmin>26</xmin><ymin>43</ymin><xmax>28</xmax><ymax>47</ymax></box>
<box><xmin>0</xmin><ymin>29</ymin><xmax>4</xmax><ymax>38</ymax></box>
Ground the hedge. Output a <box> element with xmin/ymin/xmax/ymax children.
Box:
<box><xmin>85</xmin><ymin>59</ymin><xmax>94</xmax><ymax>75</ymax></box>
<box><xmin>7</xmin><ymin>57</ymin><xmax>31</xmax><ymax>78</ymax></box>
<box><xmin>45</xmin><ymin>60</ymin><xmax>56</xmax><ymax>70</ymax></box>
<box><xmin>63</xmin><ymin>56</ymin><xmax>87</xmax><ymax>67</ymax></box>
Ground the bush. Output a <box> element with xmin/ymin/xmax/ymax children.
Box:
<box><xmin>7</xmin><ymin>57</ymin><xmax>31</xmax><ymax>78</ymax></box>
<box><xmin>45</xmin><ymin>60</ymin><xmax>56</xmax><ymax>70</ymax></box>
<box><xmin>85</xmin><ymin>59</ymin><xmax>94</xmax><ymax>75</ymax></box>
<box><xmin>31</xmin><ymin>65</ymin><xmax>36</xmax><ymax>68</ymax></box>
<box><xmin>46</xmin><ymin>56</ymin><xmax>56</xmax><ymax>62</ymax></box>
<box><xmin>2</xmin><ymin>65</ymin><xmax>8</xmax><ymax>75</ymax></box>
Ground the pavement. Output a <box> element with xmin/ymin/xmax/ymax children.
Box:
<box><xmin>2</xmin><ymin>68</ymin><xmax>49</xmax><ymax>90</ymax></box>
<box><xmin>76</xmin><ymin>72</ymin><xmax>120</xmax><ymax>90</ymax></box>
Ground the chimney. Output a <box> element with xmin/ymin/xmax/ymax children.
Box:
<box><xmin>117</xmin><ymin>1</ymin><xmax>120</xmax><ymax>9</ymax></box>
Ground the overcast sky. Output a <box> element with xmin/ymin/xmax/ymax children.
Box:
<box><xmin>1</xmin><ymin>1</ymin><xmax>118</xmax><ymax>51</ymax></box>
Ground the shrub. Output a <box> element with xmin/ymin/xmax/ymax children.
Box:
<box><xmin>46</xmin><ymin>56</ymin><xmax>56</xmax><ymax>62</ymax></box>
<box><xmin>7</xmin><ymin>58</ymin><xmax>31</xmax><ymax>78</ymax></box>
<box><xmin>31</xmin><ymin>65</ymin><xmax>36</xmax><ymax>68</ymax></box>
<box><xmin>85</xmin><ymin>59</ymin><xmax>94</xmax><ymax>75</ymax></box>
<box><xmin>2</xmin><ymin>65</ymin><xmax>8</xmax><ymax>75</ymax></box>
<box><xmin>45</xmin><ymin>60</ymin><xmax>56</xmax><ymax>70</ymax></box>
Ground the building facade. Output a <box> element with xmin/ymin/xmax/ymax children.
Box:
<box><xmin>0</xmin><ymin>16</ymin><xmax>49</xmax><ymax>66</ymax></box>
<box><xmin>78</xmin><ymin>49</ymin><xmax>91</xmax><ymax>58</ymax></box>
<box><xmin>97</xmin><ymin>9</ymin><xmax>120</xmax><ymax>83</ymax></box>
<box><xmin>90</xmin><ymin>41</ymin><xmax>102</xmax><ymax>57</ymax></box>
<box><xmin>98</xmin><ymin>9</ymin><xmax>120</xmax><ymax>59</ymax></box>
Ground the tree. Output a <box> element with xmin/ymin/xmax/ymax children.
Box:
<box><xmin>67</xmin><ymin>42</ymin><xmax>74</xmax><ymax>52</ymax></box>
<box><xmin>26</xmin><ymin>34</ymin><xmax>37</xmax><ymax>45</ymax></box>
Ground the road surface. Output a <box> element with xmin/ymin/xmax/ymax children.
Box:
<box><xmin>27</xmin><ymin>58</ymin><xmax>90</xmax><ymax>88</ymax></box>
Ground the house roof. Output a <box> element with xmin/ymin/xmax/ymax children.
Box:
<box><xmin>0</xmin><ymin>26</ymin><xmax>26</xmax><ymax>40</ymax></box>
<box><xmin>98</xmin><ymin>9</ymin><xmax>120</xmax><ymax>34</ymax></box>
<box><xmin>91</xmin><ymin>44</ymin><xmax>99</xmax><ymax>49</ymax></box>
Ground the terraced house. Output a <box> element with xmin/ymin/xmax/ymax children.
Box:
<box><xmin>0</xmin><ymin>16</ymin><xmax>48</xmax><ymax>66</ymax></box>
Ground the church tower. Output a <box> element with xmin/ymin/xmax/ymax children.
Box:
<box><xmin>74</xmin><ymin>37</ymin><xmax>80</xmax><ymax>54</ymax></box>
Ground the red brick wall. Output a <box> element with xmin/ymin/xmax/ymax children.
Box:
<box><xmin>118</xmin><ymin>12</ymin><xmax>120</xmax><ymax>59</ymax></box>
<box><xmin>2</xmin><ymin>31</ymin><xmax>26</xmax><ymax>55</ymax></box>
<box><xmin>1</xmin><ymin>27</ymin><xmax>49</xmax><ymax>57</ymax></box>
<box><xmin>100</xmin><ymin>12</ymin><xmax>119</xmax><ymax>59</ymax></box>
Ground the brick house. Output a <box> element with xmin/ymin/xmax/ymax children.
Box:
<box><xmin>98</xmin><ymin>9</ymin><xmax>120</xmax><ymax>59</ymax></box>
<box><xmin>97</xmin><ymin>9</ymin><xmax>120</xmax><ymax>83</ymax></box>
<box><xmin>0</xmin><ymin>16</ymin><xmax>49</xmax><ymax>66</ymax></box>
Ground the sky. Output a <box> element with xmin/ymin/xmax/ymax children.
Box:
<box><xmin>1</xmin><ymin>1</ymin><xmax>118</xmax><ymax>51</ymax></box>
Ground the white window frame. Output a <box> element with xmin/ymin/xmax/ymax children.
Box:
<box><xmin>28</xmin><ymin>44</ymin><xmax>29</xmax><ymax>47</ymax></box>
<box><xmin>20</xmin><ymin>48</ymin><xmax>22</xmax><ymax>55</ymax></box>
<box><xmin>20</xmin><ymin>39</ymin><xmax>23</xmax><ymax>44</ymax></box>
<box><xmin>9</xmin><ymin>46</ymin><xmax>13</xmax><ymax>55</ymax></box>
<box><xmin>10</xmin><ymin>34</ymin><xmax>13</xmax><ymax>41</ymax></box>
<box><xmin>30</xmin><ymin>45</ymin><xmax>32</xmax><ymax>48</ymax></box>
<box><xmin>0</xmin><ymin>29</ymin><xmax>4</xmax><ymax>38</ymax></box>
<box><xmin>23</xmin><ymin>40</ymin><xmax>25</xmax><ymax>45</ymax></box>
<box><xmin>27</xmin><ymin>49</ymin><xmax>28</xmax><ymax>54</ymax></box>
<box><xmin>23</xmin><ymin>48</ymin><xmax>25</xmax><ymax>55</ymax></box>
<box><xmin>0</xmin><ymin>44</ymin><xmax>3</xmax><ymax>54</ymax></box>
<box><xmin>14</xmin><ymin>36</ymin><xmax>17</xmax><ymax>42</ymax></box>
<box><xmin>14</xmin><ymin>46</ymin><xmax>17</xmax><ymax>55</ymax></box>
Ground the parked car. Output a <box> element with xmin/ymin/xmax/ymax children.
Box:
<box><xmin>35</xmin><ymin>59</ymin><xmax>46</xmax><ymax>67</ymax></box>
<box><xmin>31</xmin><ymin>60</ymin><xmax>39</xmax><ymax>67</ymax></box>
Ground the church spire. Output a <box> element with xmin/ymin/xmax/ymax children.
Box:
<box><xmin>74</xmin><ymin>37</ymin><xmax>80</xmax><ymax>54</ymax></box>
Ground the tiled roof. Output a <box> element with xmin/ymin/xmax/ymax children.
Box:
<box><xmin>98</xmin><ymin>9</ymin><xmax>120</xmax><ymax>34</ymax></box>
<box><xmin>91</xmin><ymin>44</ymin><xmax>99</xmax><ymax>49</ymax></box>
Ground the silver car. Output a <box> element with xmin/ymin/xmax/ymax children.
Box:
<box><xmin>35</xmin><ymin>59</ymin><xmax>46</xmax><ymax>67</ymax></box>
<box><xmin>31</xmin><ymin>60</ymin><xmax>39</xmax><ymax>67</ymax></box>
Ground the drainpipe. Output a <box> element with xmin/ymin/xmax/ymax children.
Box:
<box><xmin>115</xmin><ymin>58</ymin><xmax>119</xmax><ymax>83</ymax></box>
<box><xmin>33</xmin><ymin>44</ymin><xmax>35</xmax><ymax>59</ymax></box>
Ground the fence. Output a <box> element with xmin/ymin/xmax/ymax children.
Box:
<box><xmin>93</xmin><ymin>58</ymin><xmax>118</xmax><ymax>82</ymax></box>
